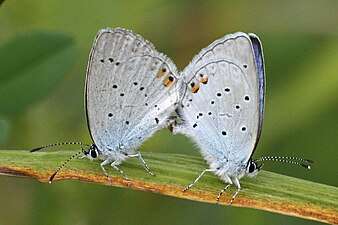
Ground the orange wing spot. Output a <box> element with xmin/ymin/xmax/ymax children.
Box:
<box><xmin>156</xmin><ymin>68</ymin><xmax>167</xmax><ymax>78</ymax></box>
<box><xmin>200</xmin><ymin>77</ymin><xmax>208</xmax><ymax>84</ymax></box>
<box><xmin>191</xmin><ymin>83</ymin><xmax>200</xmax><ymax>93</ymax></box>
<box><xmin>163</xmin><ymin>76</ymin><xmax>175</xmax><ymax>87</ymax></box>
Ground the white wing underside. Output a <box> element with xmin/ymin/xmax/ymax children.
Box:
<box><xmin>86</xmin><ymin>28</ymin><xmax>181</xmax><ymax>153</ymax></box>
<box><xmin>177</xmin><ymin>33</ymin><xmax>262</xmax><ymax>167</ymax></box>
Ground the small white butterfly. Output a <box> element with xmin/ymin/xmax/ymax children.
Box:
<box><xmin>31</xmin><ymin>28</ymin><xmax>182</xmax><ymax>185</ymax></box>
<box><xmin>168</xmin><ymin>32</ymin><xmax>313</xmax><ymax>204</ymax></box>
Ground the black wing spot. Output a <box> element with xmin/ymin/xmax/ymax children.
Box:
<box><xmin>155</xmin><ymin>118</ymin><xmax>159</xmax><ymax>124</ymax></box>
<box><xmin>108</xmin><ymin>113</ymin><xmax>113</xmax><ymax>117</ymax></box>
<box><xmin>244</xmin><ymin>95</ymin><xmax>250</xmax><ymax>101</ymax></box>
<box><xmin>243</xmin><ymin>64</ymin><xmax>247</xmax><ymax>68</ymax></box>
<box><xmin>140</xmin><ymin>87</ymin><xmax>144</xmax><ymax>91</ymax></box>
<box><xmin>224</xmin><ymin>88</ymin><xmax>230</xmax><ymax>92</ymax></box>
<box><xmin>100</xmin><ymin>59</ymin><xmax>104</xmax><ymax>63</ymax></box>
<box><xmin>133</xmin><ymin>82</ymin><xmax>138</xmax><ymax>86</ymax></box>
<box><xmin>241</xmin><ymin>127</ymin><xmax>246</xmax><ymax>131</ymax></box>
<box><xmin>222</xmin><ymin>131</ymin><xmax>227</xmax><ymax>136</ymax></box>
<box><xmin>208</xmin><ymin>112</ymin><xmax>212</xmax><ymax>115</ymax></box>
<box><xmin>211</xmin><ymin>101</ymin><xmax>215</xmax><ymax>105</ymax></box>
<box><xmin>120</xmin><ymin>93</ymin><xmax>124</xmax><ymax>97</ymax></box>
<box><xmin>217</xmin><ymin>93</ymin><xmax>222</xmax><ymax>97</ymax></box>
<box><xmin>113</xmin><ymin>85</ymin><xmax>118</xmax><ymax>89</ymax></box>
<box><xmin>235</xmin><ymin>104</ymin><xmax>240</xmax><ymax>109</ymax></box>
<box><xmin>193</xmin><ymin>123</ymin><xmax>198</xmax><ymax>128</ymax></box>
<box><xmin>126</xmin><ymin>121</ymin><xmax>130</xmax><ymax>125</ymax></box>
<box><xmin>115</xmin><ymin>62</ymin><xmax>120</xmax><ymax>66</ymax></box>
<box><xmin>109</xmin><ymin>58</ymin><xmax>114</xmax><ymax>62</ymax></box>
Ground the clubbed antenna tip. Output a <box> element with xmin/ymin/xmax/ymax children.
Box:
<box><xmin>49</xmin><ymin>172</ymin><xmax>57</xmax><ymax>183</ymax></box>
<box><xmin>301</xmin><ymin>164</ymin><xmax>311</xmax><ymax>169</ymax></box>
<box><xmin>304</xmin><ymin>159</ymin><xmax>314</xmax><ymax>163</ymax></box>
<box><xmin>30</xmin><ymin>147</ymin><xmax>44</xmax><ymax>152</ymax></box>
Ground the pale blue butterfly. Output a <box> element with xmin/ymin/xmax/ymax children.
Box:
<box><xmin>31</xmin><ymin>28</ymin><xmax>182</xmax><ymax>185</ymax></box>
<box><xmin>169</xmin><ymin>32</ymin><xmax>313</xmax><ymax>204</ymax></box>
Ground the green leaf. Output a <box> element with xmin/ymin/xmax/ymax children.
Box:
<box><xmin>0</xmin><ymin>150</ymin><xmax>336</xmax><ymax>224</ymax></box>
<box><xmin>0</xmin><ymin>116</ymin><xmax>10</xmax><ymax>143</ymax></box>
<box><xmin>0</xmin><ymin>31</ymin><xmax>77</xmax><ymax>116</ymax></box>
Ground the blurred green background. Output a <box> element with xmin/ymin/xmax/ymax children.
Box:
<box><xmin>0</xmin><ymin>1</ymin><xmax>337</xmax><ymax>224</ymax></box>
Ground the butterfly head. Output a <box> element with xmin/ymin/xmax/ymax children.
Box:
<box><xmin>82</xmin><ymin>144</ymin><xmax>100</xmax><ymax>160</ymax></box>
<box><xmin>246</xmin><ymin>159</ymin><xmax>263</xmax><ymax>177</ymax></box>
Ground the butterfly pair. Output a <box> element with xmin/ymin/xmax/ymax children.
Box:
<box><xmin>31</xmin><ymin>28</ymin><xmax>312</xmax><ymax>204</ymax></box>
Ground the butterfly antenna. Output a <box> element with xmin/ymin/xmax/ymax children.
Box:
<box><xmin>254</xmin><ymin>156</ymin><xmax>314</xmax><ymax>169</ymax></box>
<box><xmin>49</xmin><ymin>150</ymin><xmax>83</xmax><ymax>183</ymax></box>
<box><xmin>30</xmin><ymin>142</ymin><xmax>90</xmax><ymax>152</ymax></box>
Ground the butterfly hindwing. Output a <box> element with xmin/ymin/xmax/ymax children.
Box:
<box><xmin>86</xmin><ymin>28</ymin><xmax>181</xmax><ymax>153</ymax></box>
<box><xmin>177</xmin><ymin>32</ymin><xmax>263</xmax><ymax>166</ymax></box>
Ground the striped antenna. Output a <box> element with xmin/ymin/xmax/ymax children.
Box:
<box><xmin>49</xmin><ymin>150</ymin><xmax>83</xmax><ymax>183</ymax></box>
<box><xmin>254</xmin><ymin>156</ymin><xmax>314</xmax><ymax>169</ymax></box>
<box><xmin>30</xmin><ymin>142</ymin><xmax>91</xmax><ymax>152</ymax></box>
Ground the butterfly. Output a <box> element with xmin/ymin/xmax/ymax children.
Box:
<box><xmin>30</xmin><ymin>28</ymin><xmax>183</xmax><ymax>185</ymax></box>
<box><xmin>168</xmin><ymin>32</ymin><xmax>313</xmax><ymax>204</ymax></box>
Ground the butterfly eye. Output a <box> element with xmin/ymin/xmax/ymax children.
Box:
<box><xmin>249</xmin><ymin>162</ymin><xmax>256</xmax><ymax>173</ymax></box>
<box><xmin>87</xmin><ymin>144</ymin><xmax>98</xmax><ymax>159</ymax></box>
<box><xmin>90</xmin><ymin>149</ymin><xmax>98</xmax><ymax>158</ymax></box>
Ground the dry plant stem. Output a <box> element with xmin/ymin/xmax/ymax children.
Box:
<box><xmin>0</xmin><ymin>150</ymin><xmax>337</xmax><ymax>224</ymax></box>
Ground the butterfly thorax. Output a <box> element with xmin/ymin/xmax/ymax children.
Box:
<box><xmin>210</xmin><ymin>157</ymin><xmax>249</xmax><ymax>181</ymax></box>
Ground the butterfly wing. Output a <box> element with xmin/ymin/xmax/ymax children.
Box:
<box><xmin>248</xmin><ymin>33</ymin><xmax>265</xmax><ymax>153</ymax></box>
<box><xmin>178</xmin><ymin>32</ymin><xmax>265</xmax><ymax>165</ymax></box>
<box><xmin>86</xmin><ymin>28</ymin><xmax>181</xmax><ymax>153</ymax></box>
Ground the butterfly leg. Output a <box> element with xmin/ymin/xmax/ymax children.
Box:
<box><xmin>229</xmin><ymin>177</ymin><xmax>241</xmax><ymax>205</ymax></box>
<box><xmin>100</xmin><ymin>159</ymin><xmax>113</xmax><ymax>186</ymax></box>
<box><xmin>110</xmin><ymin>160</ymin><xmax>131</xmax><ymax>187</ymax></box>
<box><xmin>128</xmin><ymin>150</ymin><xmax>155</xmax><ymax>176</ymax></box>
<box><xmin>183</xmin><ymin>168</ymin><xmax>216</xmax><ymax>192</ymax></box>
<box><xmin>216</xmin><ymin>175</ymin><xmax>232</xmax><ymax>204</ymax></box>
